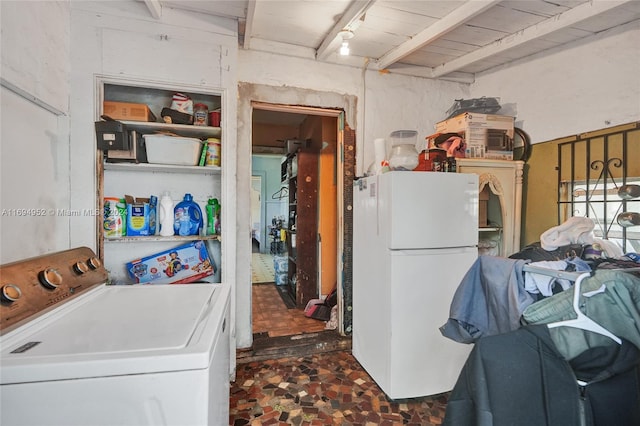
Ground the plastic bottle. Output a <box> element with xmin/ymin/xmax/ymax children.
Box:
<box><xmin>178</xmin><ymin>210</ymin><xmax>191</xmax><ymax>236</ymax></box>
<box><xmin>213</xmin><ymin>199</ymin><xmax>221</xmax><ymax>234</ymax></box>
<box><xmin>174</xmin><ymin>193</ymin><xmax>203</xmax><ymax>236</ymax></box>
<box><xmin>159</xmin><ymin>192</ymin><xmax>174</xmax><ymax>236</ymax></box>
<box><xmin>206</xmin><ymin>198</ymin><xmax>219</xmax><ymax>235</ymax></box>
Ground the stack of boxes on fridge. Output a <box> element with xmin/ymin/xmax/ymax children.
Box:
<box><xmin>435</xmin><ymin>112</ymin><xmax>515</xmax><ymax>160</ymax></box>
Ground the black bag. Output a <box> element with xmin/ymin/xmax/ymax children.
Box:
<box><xmin>509</xmin><ymin>242</ymin><xmax>585</xmax><ymax>262</ymax></box>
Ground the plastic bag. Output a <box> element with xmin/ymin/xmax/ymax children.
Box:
<box><xmin>445</xmin><ymin>97</ymin><xmax>501</xmax><ymax>119</ymax></box>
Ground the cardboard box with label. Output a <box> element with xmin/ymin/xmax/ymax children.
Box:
<box><xmin>435</xmin><ymin>113</ymin><xmax>514</xmax><ymax>160</ymax></box>
<box><xmin>103</xmin><ymin>101</ymin><xmax>157</xmax><ymax>122</ymax></box>
<box><xmin>125</xmin><ymin>195</ymin><xmax>157</xmax><ymax>236</ymax></box>
<box><xmin>126</xmin><ymin>240</ymin><xmax>214</xmax><ymax>284</ymax></box>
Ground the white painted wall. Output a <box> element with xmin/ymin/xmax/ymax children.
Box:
<box><xmin>1</xmin><ymin>1</ymin><xmax>70</xmax><ymax>114</ymax></box>
<box><xmin>471</xmin><ymin>20</ymin><xmax>640</xmax><ymax>143</ymax></box>
<box><xmin>0</xmin><ymin>1</ymin><xmax>71</xmax><ymax>263</ymax></box>
<box><xmin>235</xmin><ymin>51</ymin><xmax>468</xmax><ymax>347</ymax></box>
<box><xmin>69</xmin><ymin>1</ymin><xmax>238</xmax><ymax>249</ymax></box>
<box><xmin>2</xmin><ymin>0</ymin><xmax>638</xmax><ymax>353</ymax></box>
<box><xmin>67</xmin><ymin>1</ymin><xmax>239</xmax><ymax>355</ymax></box>
<box><xmin>238</xmin><ymin>51</ymin><xmax>469</xmax><ymax>174</ymax></box>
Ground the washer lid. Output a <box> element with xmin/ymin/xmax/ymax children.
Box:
<box><xmin>0</xmin><ymin>283</ymin><xmax>230</xmax><ymax>384</ymax></box>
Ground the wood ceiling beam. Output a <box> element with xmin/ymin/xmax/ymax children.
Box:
<box><xmin>252</xmin><ymin>102</ymin><xmax>342</xmax><ymax>117</ymax></box>
<box><xmin>143</xmin><ymin>0</ymin><xmax>162</xmax><ymax>19</ymax></box>
<box><xmin>432</xmin><ymin>0</ymin><xmax>633</xmax><ymax>78</ymax></box>
<box><xmin>316</xmin><ymin>0</ymin><xmax>377</xmax><ymax>61</ymax></box>
<box><xmin>375</xmin><ymin>0</ymin><xmax>501</xmax><ymax>70</ymax></box>
<box><xmin>243</xmin><ymin>0</ymin><xmax>257</xmax><ymax>49</ymax></box>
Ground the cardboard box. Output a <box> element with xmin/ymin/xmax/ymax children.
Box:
<box><xmin>103</xmin><ymin>101</ymin><xmax>157</xmax><ymax>122</ymax></box>
<box><xmin>125</xmin><ymin>195</ymin><xmax>157</xmax><ymax>236</ymax></box>
<box><xmin>435</xmin><ymin>113</ymin><xmax>514</xmax><ymax>159</ymax></box>
<box><xmin>485</xmin><ymin>150</ymin><xmax>514</xmax><ymax>160</ymax></box>
<box><xmin>126</xmin><ymin>241</ymin><xmax>214</xmax><ymax>284</ymax></box>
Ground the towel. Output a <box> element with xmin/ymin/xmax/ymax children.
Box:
<box><xmin>540</xmin><ymin>217</ymin><xmax>595</xmax><ymax>251</ymax></box>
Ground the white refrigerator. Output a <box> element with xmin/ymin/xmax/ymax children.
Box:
<box><xmin>352</xmin><ymin>171</ymin><xmax>478</xmax><ymax>399</ymax></box>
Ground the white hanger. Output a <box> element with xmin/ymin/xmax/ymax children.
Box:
<box><xmin>547</xmin><ymin>272</ymin><xmax>622</xmax><ymax>344</ymax></box>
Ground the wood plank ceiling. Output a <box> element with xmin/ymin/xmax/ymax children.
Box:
<box><xmin>145</xmin><ymin>0</ymin><xmax>640</xmax><ymax>83</ymax></box>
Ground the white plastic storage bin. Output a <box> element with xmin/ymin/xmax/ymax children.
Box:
<box><xmin>143</xmin><ymin>134</ymin><xmax>203</xmax><ymax>166</ymax></box>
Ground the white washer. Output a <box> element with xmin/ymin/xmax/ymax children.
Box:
<box><xmin>0</xmin><ymin>248</ymin><xmax>230</xmax><ymax>426</ymax></box>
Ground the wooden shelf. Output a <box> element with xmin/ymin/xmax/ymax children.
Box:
<box><xmin>104</xmin><ymin>162</ymin><xmax>221</xmax><ymax>174</ymax></box>
<box><xmin>105</xmin><ymin>234</ymin><xmax>220</xmax><ymax>243</ymax></box>
<box><xmin>119</xmin><ymin>120</ymin><xmax>221</xmax><ymax>139</ymax></box>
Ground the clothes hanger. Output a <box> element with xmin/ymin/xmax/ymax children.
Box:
<box><xmin>547</xmin><ymin>271</ymin><xmax>622</xmax><ymax>344</ymax></box>
<box><xmin>271</xmin><ymin>186</ymin><xmax>289</xmax><ymax>200</ymax></box>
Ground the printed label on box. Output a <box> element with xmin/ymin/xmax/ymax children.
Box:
<box><xmin>126</xmin><ymin>241</ymin><xmax>215</xmax><ymax>284</ymax></box>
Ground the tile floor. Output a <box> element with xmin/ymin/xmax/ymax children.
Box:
<box><xmin>251</xmin><ymin>251</ymin><xmax>327</xmax><ymax>337</ymax></box>
<box><xmin>252</xmin><ymin>252</ymin><xmax>276</xmax><ymax>284</ymax></box>
<box><xmin>229</xmin><ymin>351</ymin><xmax>449</xmax><ymax>425</ymax></box>
<box><xmin>252</xmin><ymin>282</ymin><xmax>329</xmax><ymax>338</ymax></box>
<box><xmin>233</xmin><ymin>255</ymin><xmax>450</xmax><ymax>425</ymax></box>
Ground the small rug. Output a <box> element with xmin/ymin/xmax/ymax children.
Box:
<box><xmin>252</xmin><ymin>253</ymin><xmax>275</xmax><ymax>284</ymax></box>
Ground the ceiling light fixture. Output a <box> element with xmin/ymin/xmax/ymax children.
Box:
<box><xmin>340</xmin><ymin>41</ymin><xmax>350</xmax><ymax>56</ymax></box>
<box><xmin>338</xmin><ymin>30</ymin><xmax>354</xmax><ymax>56</ymax></box>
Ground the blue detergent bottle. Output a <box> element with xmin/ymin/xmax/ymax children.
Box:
<box><xmin>174</xmin><ymin>193</ymin><xmax>203</xmax><ymax>236</ymax></box>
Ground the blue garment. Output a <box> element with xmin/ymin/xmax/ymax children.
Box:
<box><xmin>440</xmin><ymin>256</ymin><xmax>533</xmax><ymax>343</ymax></box>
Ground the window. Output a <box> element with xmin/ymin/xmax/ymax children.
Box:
<box><xmin>560</xmin><ymin>179</ymin><xmax>640</xmax><ymax>253</ymax></box>
<box><xmin>557</xmin><ymin>123</ymin><xmax>640</xmax><ymax>254</ymax></box>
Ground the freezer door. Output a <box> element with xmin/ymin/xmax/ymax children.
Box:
<box><xmin>377</xmin><ymin>172</ymin><xmax>478</xmax><ymax>249</ymax></box>
<box><xmin>386</xmin><ymin>246</ymin><xmax>476</xmax><ymax>398</ymax></box>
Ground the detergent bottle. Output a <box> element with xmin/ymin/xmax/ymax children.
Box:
<box><xmin>174</xmin><ymin>193</ymin><xmax>203</xmax><ymax>236</ymax></box>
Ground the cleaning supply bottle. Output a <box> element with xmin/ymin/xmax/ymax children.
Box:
<box><xmin>212</xmin><ymin>198</ymin><xmax>222</xmax><ymax>234</ymax></box>
<box><xmin>174</xmin><ymin>193</ymin><xmax>203</xmax><ymax>236</ymax></box>
<box><xmin>206</xmin><ymin>198</ymin><xmax>219</xmax><ymax>235</ymax></box>
<box><xmin>159</xmin><ymin>192</ymin><xmax>174</xmax><ymax>236</ymax></box>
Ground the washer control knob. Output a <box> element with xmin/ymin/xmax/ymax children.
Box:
<box><xmin>74</xmin><ymin>261</ymin><xmax>90</xmax><ymax>275</ymax></box>
<box><xmin>39</xmin><ymin>268</ymin><xmax>62</xmax><ymax>289</ymax></box>
<box><xmin>87</xmin><ymin>257</ymin><xmax>102</xmax><ymax>270</ymax></box>
<box><xmin>1</xmin><ymin>285</ymin><xmax>22</xmax><ymax>302</ymax></box>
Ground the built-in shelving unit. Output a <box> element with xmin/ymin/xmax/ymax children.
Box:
<box><xmin>96</xmin><ymin>77</ymin><xmax>224</xmax><ymax>284</ymax></box>
<box><xmin>113</xmin><ymin>120</ymin><xmax>221</xmax><ymax>139</ymax></box>
<box><xmin>284</xmin><ymin>148</ymin><xmax>318</xmax><ymax>307</ymax></box>
<box><xmin>104</xmin><ymin>235</ymin><xmax>219</xmax><ymax>243</ymax></box>
<box><xmin>104</xmin><ymin>162</ymin><xmax>221</xmax><ymax>174</ymax></box>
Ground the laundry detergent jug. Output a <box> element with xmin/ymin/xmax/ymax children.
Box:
<box><xmin>174</xmin><ymin>193</ymin><xmax>203</xmax><ymax>236</ymax></box>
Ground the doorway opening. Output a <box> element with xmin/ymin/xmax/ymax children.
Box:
<box><xmin>250</xmin><ymin>103</ymin><xmax>342</xmax><ymax>340</ymax></box>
